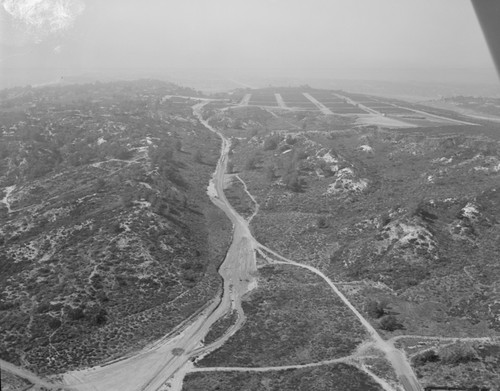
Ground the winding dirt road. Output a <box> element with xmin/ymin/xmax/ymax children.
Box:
<box><xmin>2</xmin><ymin>100</ymin><xmax>422</xmax><ymax>391</ymax></box>
<box><xmin>59</xmin><ymin>102</ymin><xmax>259</xmax><ymax>391</ymax></box>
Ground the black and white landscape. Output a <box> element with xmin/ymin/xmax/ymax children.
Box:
<box><xmin>1</xmin><ymin>1</ymin><xmax>500</xmax><ymax>391</ymax></box>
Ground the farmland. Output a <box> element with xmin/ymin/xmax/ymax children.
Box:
<box><xmin>278</xmin><ymin>90</ymin><xmax>319</xmax><ymax>110</ymax></box>
<box><xmin>248</xmin><ymin>90</ymin><xmax>278</xmax><ymax>107</ymax></box>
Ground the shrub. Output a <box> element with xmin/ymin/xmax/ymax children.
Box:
<box><xmin>193</xmin><ymin>150</ymin><xmax>203</xmax><ymax>163</ymax></box>
<box><xmin>245</xmin><ymin>156</ymin><xmax>257</xmax><ymax>170</ymax></box>
<box><xmin>67</xmin><ymin>307</ymin><xmax>85</xmax><ymax>321</ymax></box>
<box><xmin>263</xmin><ymin>134</ymin><xmax>280</xmax><ymax>151</ymax></box>
<box><xmin>413</xmin><ymin>349</ymin><xmax>439</xmax><ymax>366</ymax></box>
<box><xmin>36</xmin><ymin>302</ymin><xmax>51</xmax><ymax>313</ymax></box>
<box><xmin>379</xmin><ymin>315</ymin><xmax>403</xmax><ymax>331</ymax></box>
<box><xmin>317</xmin><ymin>216</ymin><xmax>328</xmax><ymax>229</ymax></box>
<box><xmin>264</xmin><ymin>165</ymin><xmax>275</xmax><ymax>182</ymax></box>
<box><xmin>48</xmin><ymin>317</ymin><xmax>62</xmax><ymax>330</ymax></box>
<box><xmin>439</xmin><ymin>342</ymin><xmax>478</xmax><ymax>365</ymax></box>
<box><xmin>93</xmin><ymin>308</ymin><xmax>108</xmax><ymax>325</ymax></box>
<box><xmin>365</xmin><ymin>299</ymin><xmax>386</xmax><ymax>318</ymax></box>
<box><xmin>380</xmin><ymin>213</ymin><xmax>391</xmax><ymax>227</ymax></box>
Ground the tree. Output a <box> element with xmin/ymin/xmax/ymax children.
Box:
<box><xmin>194</xmin><ymin>149</ymin><xmax>203</xmax><ymax>163</ymax></box>
<box><xmin>439</xmin><ymin>342</ymin><xmax>477</xmax><ymax>364</ymax></box>
<box><xmin>379</xmin><ymin>315</ymin><xmax>403</xmax><ymax>331</ymax></box>
<box><xmin>366</xmin><ymin>299</ymin><xmax>387</xmax><ymax>318</ymax></box>
<box><xmin>264</xmin><ymin>165</ymin><xmax>275</xmax><ymax>182</ymax></box>
<box><xmin>317</xmin><ymin>216</ymin><xmax>328</xmax><ymax>229</ymax></box>
<box><xmin>245</xmin><ymin>156</ymin><xmax>257</xmax><ymax>170</ymax></box>
<box><xmin>93</xmin><ymin>307</ymin><xmax>108</xmax><ymax>325</ymax></box>
<box><xmin>48</xmin><ymin>317</ymin><xmax>61</xmax><ymax>330</ymax></box>
<box><xmin>263</xmin><ymin>134</ymin><xmax>280</xmax><ymax>150</ymax></box>
<box><xmin>413</xmin><ymin>350</ymin><xmax>439</xmax><ymax>366</ymax></box>
<box><xmin>67</xmin><ymin>306</ymin><xmax>85</xmax><ymax>321</ymax></box>
<box><xmin>283</xmin><ymin>169</ymin><xmax>303</xmax><ymax>192</ymax></box>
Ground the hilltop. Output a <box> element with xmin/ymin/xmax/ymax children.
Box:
<box><xmin>0</xmin><ymin>80</ymin><xmax>231</xmax><ymax>374</ymax></box>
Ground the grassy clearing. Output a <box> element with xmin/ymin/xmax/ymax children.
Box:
<box><xmin>399</xmin><ymin>340</ymin><xmax>500</xmax><ymax>389</ymax></box>
<box><xmin>203</xmin><ymin>310</ymin><xmax>238</xmax><ymax>346</ymax></box>
<box><xmin>183</xmin><ymin>363</ymin><xmax>383</xmax><ymax>391</ymax></box>
<box><xmin>197</xmin><ymin>264</ymin><xmax>367</xmax><ymax>368</ymax></box>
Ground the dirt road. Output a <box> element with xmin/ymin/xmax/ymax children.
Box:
<box><xmin>257</xmin><ymin>247</ymin><xmax>422</xmax><ymax>391</ymax></box>
<box><xmin>3</xmin><ymin>100</ymin><xmax>421</xmax><ymax>391</ymax></box>
<box><xmin>58</xmin><ymin>102</ymin><xmax>258</xmax><ymax>391</ymax></box>
<box><xmin>0</xmin><ymin>358</ymin><xmax>57</xmax><ymax>389</ymax></box>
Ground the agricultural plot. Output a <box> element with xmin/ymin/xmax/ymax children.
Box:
<box><xmin>248</xmin><ymin>91</ymin><xmax>278</xmax><ymax>107</ymax></box>
<box><xmin>310</xmin><ymin>93</ymin><xmax>369</xmax><ymax>114</ymax></box>
<box><xmin>338</xmin><ymin>92</ymin><xmax>379</xmax><ymax>102</ymax></box>
<box><xmin>308</xmin><ymin>91</ymin><xmax>346</xmax><ymax>105</ymax></box>
<box><xmin>327</xmin><ymin>105</ymin><xmax>368</xmax><ymax>114</ymax></box>
<box><xmin>280</xmin><ymin>91</ymin><xmax>319</xmax><ymax>110</ymax></box>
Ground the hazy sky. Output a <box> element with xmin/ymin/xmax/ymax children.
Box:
<box><xmin>0</xmin><ymin>0</ymin><xmax>496</xmax><ymax>75</ymax></box>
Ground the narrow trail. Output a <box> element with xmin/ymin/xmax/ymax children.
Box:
<box><xmin>0</xmin><ymin>359</ymin><xmax>58</xmax><ymax>390</ymax></box>
<box><xmin>390</xmin><ymin>335</ymin><xmax>498</xmax><ymax>343</ymax></box>
<box><xmin>2</xmin><ymin>98</ymin><xmax>427</xmax><ymax>391</ymax></box>
<box><xmin>255</xmin><ymin>243</ymin><xmax>422</xmax><ymax>391</ymax></box>
<box><xmin>191</xmin><ymin>356</ymin><xmax>357</xmax><ymax>373</ymax></box>
<box><xmin>234</xmin><ymin>174</ymin><xmax>259</xmax><ymax>222</ymax></box>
